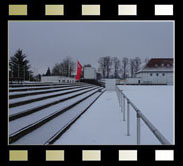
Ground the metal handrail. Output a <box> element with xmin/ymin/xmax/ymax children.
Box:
<box><xmin>116</xmin><ymin>86</ymin><xmax>171</xmax><ymax>145</ymax></box>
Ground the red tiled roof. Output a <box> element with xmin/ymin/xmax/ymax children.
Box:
<box><xmin>145</xmin><ymin>58</ymin><xmax>173</xmax><ymax>68</ymax></box>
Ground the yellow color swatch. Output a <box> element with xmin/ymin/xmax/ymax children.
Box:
<box><xmin>118</xmin><ymin>5</ymin><xmax>137</xmax><ymax>15</ymax></box>
<box><xmin>46</xmin><ymin>150</ymin><xmax>64</xmax><ymax>161</ymax></box>
<box><xmin>82</xmin><ymin>5</ymin><xmax>100</xmax><ymax>16</ymax></box>
<box><xmin>119</xmin><ymin>150</ymin><xmax>137</xmax><ymax>161</ymax></box>
<box><xmin>9</xmin><ymin>150</ymin><xmax>28</xmax><ymax>161</ymax></box>
<box><xmin>45</xmin><ymin>5</ymin><xmax>64</xmax><ymax>15</ymax></box>
<box><xmin>82</xmin><ymin>150</ymin><xmax>101</xmax><ymax>161</ymax></box>
<box><xmin>9</xmin><ymin>5</ymin><xmax>27</xmax><ymax>16</ymax></box>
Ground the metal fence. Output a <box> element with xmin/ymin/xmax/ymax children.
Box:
<box><xmin>116</xmin><ymin>86</ymin><xmax>171</xmax><ymax>145</ymax></box>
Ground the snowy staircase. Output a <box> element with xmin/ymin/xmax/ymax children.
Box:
<box><xmin>9</xmin><ymin>82</ymin><xmax>105</xmax><ymax>145</ymax></box>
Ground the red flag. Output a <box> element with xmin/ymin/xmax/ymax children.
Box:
<box><xmin>75</xmin><ymin>61</ymin><xmax>82</xmax><ymax>80</ymax></box>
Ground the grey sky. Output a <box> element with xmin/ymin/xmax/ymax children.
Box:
<box><xmin>9</xmin><ymin>21</ymin><xmax>174</xmax><ymax>74</ymax></box>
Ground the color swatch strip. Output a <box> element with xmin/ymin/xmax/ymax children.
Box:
<box><xmin>155</xmin><ymin>150</ymin><xmax>174</xmax><ymax>161</ymax></box>
<box><xmin>119</xmin><ymin>150</ymin><xmax>138</xmax><ymax>161</ymax></box>
<box><xmin>8</xmin><ymin>4</ymin><xmax>174</xmax><ymax>16</ymax></box>
<box><xmin>9</xmin><ymin>150</ymin><xmax>28</xmax><ymax>161</ymax></box>
<box><xmin>8</xmin><ymin>150</ymin><xmax>175</xmax><ymax>161</ymax></box>
<box><xmin>46</xmin><ymin>150</ymin><xmax>64</xmax><ymax>161</ymax></box>
<box><xmin>45</xmin><ymin>5</ymin><xmax>64</xmax><ymax>16</ymax></box>
<box><xmin>82</xmin><ymin>150</ymin><xmax>101</xmax><ymax>161</ymax></box>
<box><xmin>155</xmin><ymin>5</ymin><xmax>174</xmax><ymax>16</ymax></box>
<box><xmin>118</xmin><ymin>5</ymin><xmax>137</xmax><ymax>15</ymax></box>
<box><xmin>82</xmin><ymin>5</ymin><xmax>100</xmax><ymax>16</ymax></box>
<box><xmin>9</xmin><ymin>5</ymin><xmax>28</xmax><ymax>16</ymax></box>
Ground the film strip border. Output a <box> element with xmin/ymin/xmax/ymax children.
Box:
<box><xmin>2</xmin><ymin>1</ymin><xmax>179</xmax><ymax>166</ymax></box>
<box><xmin>7</xmin><ymin>149</ymin><xmax>176</xmax><ymax>162</ymax></box>
<box><xmin>6</xmin><ymin>0</ymin><xmax>176</xmax><ymax>19</ymax></box>
<box><xmin>8</xmin><ymin>4</ymin><xmax>174</xmax><ymax>16</ymax></box>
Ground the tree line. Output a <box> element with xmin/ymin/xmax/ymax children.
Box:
<box><xmin>45</xmin><ymin>57</ymin><xmax>76</xmax><ymax>77</ymax></box>
<box><xmin>9</xmin><ymin>49</ymin><xmax>77</xmax><ymax>82</ymax></box>
<box><xmin>98</xmin><ymin>56</ymin><xmax>142</xmax><ymax>79</ymax></box>
<box><xmin>9</xmin><ymin>49</ymin><xmax>146</xmax><ymax>81</ymax></box>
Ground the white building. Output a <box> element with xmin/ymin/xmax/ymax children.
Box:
<box><xmin>117</xmin><ymin>77</ymin><xmax>141</xmax><ymax>85</ymax></box>
<box><xmin>41</xmin><ymin>76</ymin><xmax>75</xmax><ymax>83</ymax></box>
<box><xmin>136</xmin><ymin>58</ymin><xmax>173</xmax><ymax>85</ymax></box>
<box><xmin>83</xmin><ymin>66</ymin><xmax>96</xmax><ymax>79</ymax></box>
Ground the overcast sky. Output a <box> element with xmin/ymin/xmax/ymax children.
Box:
<box><xmin>9</xmin><ymin>21</ymin><xmax>174</xmax><ymax>74</ymax></box>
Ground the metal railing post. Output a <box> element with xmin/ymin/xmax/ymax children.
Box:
<box><xmin>121</xmin><ymin>93</ymin><xmax>123</xmax><ymax>112</ymax></box>
<box><xmin>127</xmin><ymin>99</ymin><xmax>130</xmax><ymax>136</ymax></box>
<box><xmin>116</xmin><ymin>88</ymin><xmax>120</xmax><ymax>106</ymax></box>
<box><xmin>119</xmin><ymin>91</ymin><xmax>121</xmax><ymax>107</ymax></box>
<box><xmin>137</xmin><ymin>112</ymin><xmax>141</xmax><ymax>145</ymax></box>
<box><xmin>123</xmin><ymin>94</ymin><xmax>125</xmax><ymax>121</ymax></box>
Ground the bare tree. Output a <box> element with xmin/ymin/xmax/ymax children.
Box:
<box><xmin>129</xmin><ymin>57</ymin><xmax>142</xmax><ymax>77</ymax></box>
<box><xmin>112</xmin><ymin>57</ymin><xmax>120</xmax><ymax>78</ymax></box>
<box><xmin>121</xmin><ymin>57</ymin><xmax>129</xmax><ymax>79</ymax></box>
<box><xmin>62</xmin><ymin>57</ymin><xmax>76</xmax><ymax>77</ymax></box>
<box><xmin>52</xmin><ymin>57</ymin><xmax>76</xmax><ymax>77</ymax></box>
<box><xmin>52</xmin><ymin>63</ymin><xmax>62</xmax><ymax>76</ymax></box>
<box><xmin>105</xmin><ymin>56</ymin><xmax>112</xmax><ymax>78</ymax></box>
<box><xmin>133</xmin><ymin>57</ymin><xmax>141</xmax><ymax>74</ymax></box>
<box><xmin>130</xmin><ymin>59</ymin><xmax>135</xmax><ymax>77</ymax></box>
<box><xmin>98</xmin><ymin>57</ymin><xmax>106</xmax><ymax>78</ymax></box>
<box><xmin>98</xmin><ymin>56</ymin><xmax>112</xmax><ymax>78</ymax></box>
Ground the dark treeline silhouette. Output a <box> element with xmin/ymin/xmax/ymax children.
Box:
<box><xmin>9</xmin><ymin>49</ymin><xmax>144</xmax><ymax>82</ymax></box>
<box><xmin>46</xmin><ymin>57</ymin><xmax>76</xmax><ymax>77</ymax></box>
<box><xmin>98</xmin><ymin>56</ymin><xmax>142</xmax><ymax>79</ymax></box>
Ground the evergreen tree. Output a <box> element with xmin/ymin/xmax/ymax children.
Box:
<box><xmin>46</xmin><ymin>67</ymin><xmax>51</xmax><ymax>76</ymax></box>
<box><xmin>9</xmin><ymin>49</ymin><xmax>32</xmax><ymax>81</ymax></box>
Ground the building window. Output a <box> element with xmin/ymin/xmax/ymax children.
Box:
<box><xmin>156</xmin><ymin>73</ymin><xmax>159</xmax><ymax>76</ymax></box>
<box><xmin>162</xmin><ymin>73</ymin><xmax>165</xmax><ymax>76</ymax></box>
<box><xmin>150</xmin><ymin>73</ymin><xmax>153</xmax><ymax>76</ymax></box>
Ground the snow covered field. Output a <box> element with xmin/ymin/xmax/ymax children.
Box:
<box><xmin>119</xmin><ymin>85</ymin><xmax>174</xmax><ymax>145</ymax></box>
<box><xmin>54</xmin><ymin>85</ymin><xmax>174</xmax><ymax>145</ymax></box>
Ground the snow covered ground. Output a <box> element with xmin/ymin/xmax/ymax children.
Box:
<box><xmin>118</xmin><ymin>85</ymin><xmax>174</xmax><ymax>145</ymax></box>
<box><xmin>54</xmin><ymin>91</ymin><xmax>130</xmax><ymax>145</ymax></box>
<box><xmin>54</xmin><ymin>85</ymin><xmax>174</xmax><ymax>145</ymax></box>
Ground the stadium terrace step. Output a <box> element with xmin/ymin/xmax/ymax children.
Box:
<box><xmin>9</xmin><ymin>83</ymin><xmax>68</xmax><ymax>88</ymax></box>
<box><xmin>9</xmin><ymin>87</ymin><xmax>99</xmax><ymax>121</ymax></box>
<box><xmin>9</xmin><ymin>85</ymin><xmax>85</xmax><ymax>99</ymax></box>
<box><xmin>9</xmin><ymin>86</ymin><xmax>96</xmax><ymax>108</ymax></box>
<box><xmin>9</xmin><ymin>87</ymin><xmax>104</xmax><ymax>144</ymax></box>
<box><xmin>9</xmin><ymin>82</ymin><xmax>93</xmax><ymax>92</ymax></box>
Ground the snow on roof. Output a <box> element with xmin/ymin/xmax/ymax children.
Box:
<box><xmin>136</xmin><ymin>58</ymin><xmax>173</xmax><ymax>74</ymax></box>
<box><xmin>136</xmin><ymin>62</ymin><xmax>147</xmax><ymax>73</ymax></box>
<box><xmin>146</xmin><ymin>58</ymin><xmax>173</xmax><ymax>68</ymax></box>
